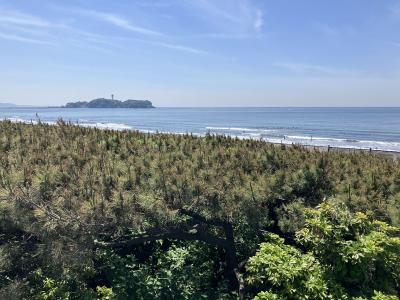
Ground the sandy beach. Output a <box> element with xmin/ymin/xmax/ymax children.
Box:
<box><xmin>300</xmin><ymin>144</ymin><xmax>400</xmax><ymax>160</ymax></box>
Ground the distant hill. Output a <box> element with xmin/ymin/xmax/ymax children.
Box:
<box><xmin>64</xmin><ymin>98</ymin><xmax>154</xmax><ymax>108</ymax></box>
<box><xmin>0</xmin><ymin>102</ymin><xmax>17</xmax><ymax>107</ymax></box>
<box><xmin>0</xmin><ymin>103</ymin><xmax>36</xmax><ymax>108</ymax></box>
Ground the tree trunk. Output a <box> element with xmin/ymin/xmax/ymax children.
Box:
<box><xmin>95</xmin><ymin>212</ymin><xmax>245</xmax><ymax>297</ymax></box>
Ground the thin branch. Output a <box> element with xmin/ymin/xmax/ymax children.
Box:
<box><xmin>179</xmin><ymin>208</ymin><xmax>227</xmax><ymax>227</ymax></box>
<box><xmin>95</xmin><ymin>227</ymin><xmax>229</xmax><ymax>249</ymax></box>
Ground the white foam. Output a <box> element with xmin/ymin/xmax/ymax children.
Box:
<box><xmin>3</xmin><ymin>117</ymin><xmax>57</xmax><ymax>126</ymax></box>
<box><xmin>79</xmin><ymin>122</ymin><xmax>133</xmax><ymax>130</ymax></box>
<box><xmin>286</xmin><ymin>135</ymin><xmax>347</xmax><ymax>142</ymax></box>
<box><xmin>4</xmin><ymin>117</ymin><xmax>132</xmax><ymax>131</ymax></box>
<box><xmin>3</xmin><ymin>117</ymin><xmax>400</xmax><ymax>152</ymax></box>
<box><xmin>5</xmin><ymin>117</ymin><xmax>30</xmax><ymax>123</ymax></box>
<box><xmin>264</xmin><ymin>136</ymin><xmax>400</xmax><ymax>152</ymax></box>
<box><xmin>204</xmin><ymin>130</ymin><xmax>400</xmax><ymax>152</ymax></box>
<box><xmin>206</xmin><ymin>126</ymin><xmax>274</xmax><ymax>132</ymax></box>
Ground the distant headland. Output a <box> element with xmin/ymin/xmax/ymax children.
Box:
<box><xmin>64</xmin><ymin>98</ymin><xmax>154</xmax><ymax>108</ymax></box>
<box><xmin>0</xmin><ymin>102</ymin><xmax>34</xmax><ymax>108</ymax></box>
<box><xmin>0</xmin><ymin>102</ymin><xmax>17</xmax><ymax>107</ymax></box>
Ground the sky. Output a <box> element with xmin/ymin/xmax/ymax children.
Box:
<box><xmin>0</xmin><ymin>0</ymin><xmax>400</xmax><ymax>107</ymax></box>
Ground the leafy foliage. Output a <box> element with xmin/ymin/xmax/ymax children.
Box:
<box><xmin>96</xmin><ymin>242</ymin><xmax>232</xmax><ymax>299</ymax></box>
<box><xmin>296</xmin><ymin>201</ymin><xmax>400</xmax><ymax>297</ymax></box>
<box><xmin>247</xmin><ymin>201</ymin><xmax>400</xmax><ymax>299</ymax></box>
<box><xmin>247</xmin><ymin>233</ymin><xmax>332</xmax><ymax>299</ymax></box>
<box><xmin>0</xmin><ymin>121</ymin><xmax>399</xmax><ymax>299</ymax></box>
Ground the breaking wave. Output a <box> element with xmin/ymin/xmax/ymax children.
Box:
<box><xmin>4</xmin><ymin>117</ymin><xmax>400</xmax><ymax>152</ymax></box>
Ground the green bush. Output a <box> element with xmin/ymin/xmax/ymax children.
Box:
<box><xmin>0</xmin><ymin>121</ymin><xmax>399</xmax><ymax>298</ymax></box>
<box><xmin>247</xmin><ymin>201</ymin><xmax>400</xmax><ymax>299</ymax></box>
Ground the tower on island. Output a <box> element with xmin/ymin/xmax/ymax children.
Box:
<box><xmin>111</xmin><ymin>94</ymin><xmax>114</xmax><ymax>100</ymax></box>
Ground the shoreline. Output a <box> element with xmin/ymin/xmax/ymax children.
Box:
<box><xmin>292</xmin><ymin>143</ymin><xmax>400</xmax><ymax>160</ymax></box>
<box><xmin>2</xmin><ymin>119</ymin><xmax>400</xmax><ymax>160</ymax></box>
<box><xmin>231</xmin><ymin>136</ymin><xmax>400</xmax><ymax>160</ymax></box>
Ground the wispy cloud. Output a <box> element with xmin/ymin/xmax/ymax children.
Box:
<box><xmin>0</xmin><ymin>22</ymin><xmax>50</xmax><ymax>37</ymax></box>
<box><xmin>189</xmin><ymin>0</ymin><xmax>241</xmax><ymax>23</ymax></box>
<box><xmin>273</xmin><ymin>62</ymin><xmax>357</xmax><ymax>76</ymax></box>
<box><xmin>390</xmin><ymin>3</ymin><xmax>400</xmax><ymax>16</ymax></box>
<box><xmin>63</xmin><ymin>27</ymin><xmax>116</xmax><ymax>46</ymax></box>
<box><xmin>195</xmin><ymin>32</ymin><xmax>260</xmax><ymax>39</ymax></box>
<box><xmin>62</xmin><ymin>24</ymin><xmax>208</xmax><ymax>54</ymax></box>
<box><xmin>149</xmin><ymin>41</ymin><xmax>207</xmax><ymax>54</ymax></box>
<box><xmin>138</xmin><ymin>1</ymin><xmax>174</xmax><ymax>8</ymax></box>
<box><xmin>0</xmin><ymin>8</ymin><xmax>51</xmax><ymax>27</ymax></box>
<box><xmin>0</xmin><ymin>31</ymin><xmax>53</xmax><ymax>45</ymax></box>
<box><xmin>61</xmin><ymin>7</ymin><xmax>162</xmax><ymax>36</ymax></box>
<box><xmin>314</xmin><ymin>22</ymin><xmax>356</xmax><ymax>37</ymax></box>
<box><xmin>253</xmin><ymin>9</ymin><xmax>263</xmax><ymax>32</ymax></box>
<box><xmin>67</xmin><ymin>23</ymin><xmax>206</xmax><ymax>54</ymax></box>
<box><xmin>0</xmin><ymin>5</ymin><xmax>207</xmax><ymax>55</ymax></box>
<box><xmin>388</xmin><ymin>42</ymin><xmax>400</xmax><ymax>48</ymax></box>
<box><xmin>58</xmin><ymin>6</ymin><xmax>210</xmax><ymax>53</ymax></box>
<box><xmin>0</xmin><ymin>9</ymin><xmax>56</xmax><ymax>45</ymax></box>
<box><xmin>184</xmin><ymin>0</ymin><xmax>264</xmax><ymax>35</ymax></box>
<box><xmin>110</xmin><ymin>35</ymin><xmax>208</xmax><ymax>54</ymax></box>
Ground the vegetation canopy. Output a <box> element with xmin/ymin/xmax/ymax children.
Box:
<box><xmin>0</xmin><ymin>120</ymin><xmax>399</xmax><ymax>299</ymax></box>
<box><xmin>64</xmin><ymin>99</ymin><xmax>154</xmax><ymax>108</ymax></box>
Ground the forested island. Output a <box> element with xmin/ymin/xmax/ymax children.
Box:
<box><xmin>64</xmin><ymin>98</ymin><xmax>154</xmax><ymax>108</ymax></box>
<box><xmin>0</xmin><ymin>120</ymin><xmax>399</xmax><ymax>299</ymax></box>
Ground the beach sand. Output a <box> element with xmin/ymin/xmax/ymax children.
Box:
<box><xmin>298</xmin><ymin>144</ymin><xmax>400</xmax><ymax>160</ymax></box>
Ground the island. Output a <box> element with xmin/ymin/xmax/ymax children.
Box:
<box><xmin>64</xmin><ymin>98</ymin><xmax>154</xmax><ymax>108</ymax></box>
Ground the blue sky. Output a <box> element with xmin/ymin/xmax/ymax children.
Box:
<box><xmin>0</xmin><ymin>0</ymin><xmax>400</xmax><ymax>106</ymax></box>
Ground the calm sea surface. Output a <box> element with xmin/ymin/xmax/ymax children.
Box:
<box><xmin>1</xmin><ymin>107</ymin><xmax>400</xmax><ymax>152</ymax></box>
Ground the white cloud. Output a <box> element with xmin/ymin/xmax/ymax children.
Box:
<box><xmin>64</xmin><ymin>8</ymin><xmax>162</xmax><ymax>36</ymax></box>
<box><xmin>390</xmin><ymin>3</ymin><xmax>400</xmax><ymax>16</ymax></box>
<box><xmin>0</xmin><ymin>31</ymin><xmax>53</xmax><ymax>44</ymax></box>
<box><xmin>0</xmin><ymin>9</ymin><xmax>51</xmax><ymax>27</ymax></box>
<box><xmin>189</xmin><ymin>0</ymin><xmax>241</xmax><ymax>23</ymax></box>
<box><xmin>138</xmin><ymin>1</ymin><xmax>174</xmax><ymax>8</ymax></box>
<box><xmin>0</xmin><ymin>5</ymin><xmax>206</xmax><ymax>54</ymax></box>
<box><xmin>314</xmin><ymin>22</ymin><xmax>356</xmax><ymax>37</ymax></box>
<box><xmin>59</xmin><ymin>26</ymin><xmax>207</xmax><ymax>54</ymax></box>
<box><xmin>61</xmin><ymin>7</ymin><xmax>209</xmax><ymax>53</ymax></box>
<box><xmin>149</xmin><ymin>41</ymin><xmax>208</xmax><ymax>54</ymax></box>
<box><xmin>185</xmin><ymin>0</ymin><xmax>264</xmax><ymax>34</ymax></box>
<box><xmin>195</xmin><ymin>32</ymin><xmax>259</xmax><ymax>39</ymax></box>
<box><xmin>109</xmin><ymin>35</ymin><xmax>208</xmax><ymax>54</ymax></box>
<box><xmin>253</xmin><ymin>9</ymin><xmax>263</xmax><ymax>32</ymax></box>
<box><xmin>0</xmin><ymin>9</ymin><xmax>55</xmax><ymax>45</ymax></box>
<box><xmin>273</xmin><ymin>62</ymin><xmax>358</xmax><ymax>76</ymax></box>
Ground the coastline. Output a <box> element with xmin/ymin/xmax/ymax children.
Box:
<box><xmin>233</xmin><ymin>136</ymin><xmax>400</xmax><ymax>160</ymax></box>
<box><xmin>294</xmin><ymin>143</ymin><xmax>400</xmax><ymax>160</ymax></box>
<box><xmin>2</xmin><ymin>119</ymin><xmax>400</xmax><ymax>160</ymax></box>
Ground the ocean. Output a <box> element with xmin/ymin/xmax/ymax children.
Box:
<box><xmin>1</xmin><ymin>107</ymin><xmax>400</xmax><ymax>152</ymax></box>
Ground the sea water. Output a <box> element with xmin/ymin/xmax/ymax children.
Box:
<box><xmin>1</xmin><ymin>107</ymin><xmax>400</xmax><ymax>152</ymax></box>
